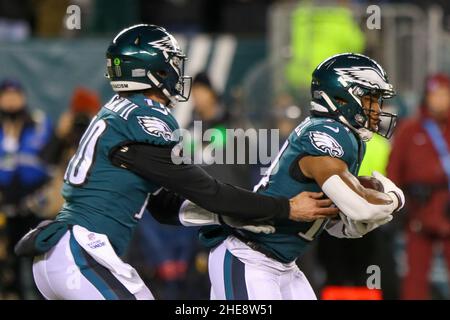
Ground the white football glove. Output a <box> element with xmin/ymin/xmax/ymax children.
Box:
<box><xmin>178</xmin><ymin>200</ymin><xmax>276</xmax><ymax>234</ymax></box>
<box><xmin>372</xmin><ymin>171</ymin><xmax>405</xmax><ymax>212</ymax></box>
<box><xmin>326</xmin><ymin>212</ymin><xmax>393</xmax><ymax>238</ymax></box>
<box><xmin>342</xmin><ymin>212</ymin><xmax>392</xmax><ymax>237</ymax></box>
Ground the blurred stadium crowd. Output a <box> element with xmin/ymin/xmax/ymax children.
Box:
<box><xmin>1</xmin><ymin>0</ymin><xmax>450</xmax><ymax>300</ymax></box>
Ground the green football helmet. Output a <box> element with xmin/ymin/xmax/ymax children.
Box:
<box><xmin>106</xmin><ymin>24</ymin><xmax>191</xmax><ymax>106</ymax></box>
<box><xmin>310</xmin><ymin>53</ymin><xmax>397</xmax><ymax>140</ymax></box>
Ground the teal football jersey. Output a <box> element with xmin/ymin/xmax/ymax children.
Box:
<box><xmin>56</xmin><ymin>93</ymin><xmax>179</xmax><ymax>255</ymax></box>
<box><xmin>199</xmin><ymin>116</ymin><xmax>366</xmax><ymax>263</ymax></box>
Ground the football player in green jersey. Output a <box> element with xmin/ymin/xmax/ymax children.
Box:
<box><xmin>138</xmin><ymin>53</ymin><xmax>405</xmax><ymax>300</ymax></box>
<box><xmin>15</xmin><ymin>24</ymin><xmax>338</xmax><ymax>300</ymax></box>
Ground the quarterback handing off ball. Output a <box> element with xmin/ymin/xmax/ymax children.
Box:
<box><xmin>357</xmin><ymin>176</ymin><xmax>384</xmax><ymax>192</ymax></box>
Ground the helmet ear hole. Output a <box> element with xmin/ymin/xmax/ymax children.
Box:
<box><xmin>334</xmin><ymin>97</ymin><xmax>348</xmax><ymax>106</ymax></box>
<box><xmin>157</xmin><ymin>70</ymin><xmax>168</xmax><ymax>78</ymax></box>
<box><xmin>313</xmin><ymin>90</ymin><xmax>322</xmax><ymax>99</ymax></box>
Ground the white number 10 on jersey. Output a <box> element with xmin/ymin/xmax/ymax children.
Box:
<box><xmin>64</xmin><ymin>117</ymin><xmax>107</xmax><ymax>186</ymax></box>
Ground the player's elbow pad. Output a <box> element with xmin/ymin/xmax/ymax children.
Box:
<box><xmin>321</xmin><ymin>175</ymin><xmax>396</xmax><ymax>221</ymax></box>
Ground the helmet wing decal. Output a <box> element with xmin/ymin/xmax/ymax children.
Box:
<box><xmin>335</xmin><ymin>66</ymin><xmax>392</xmax><ymax>92</ymax></box>
<box><xmin>148</xmin><ymin>35</ymin><xmax>182</xmax><ymax>54</ymax></box>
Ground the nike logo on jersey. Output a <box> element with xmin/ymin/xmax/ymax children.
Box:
<box><xmin>324</xmin><ymin>125</ymin><xmax>340</xmax><ymax>133</ymax></box>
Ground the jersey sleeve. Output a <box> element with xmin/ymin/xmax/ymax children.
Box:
<box><xmin>126</xmin><ymin>106</ymin><xmax>179</xmax><ymax>146</ymax></box>
<box><xmin>292</xmin><ymin>123</ymin><xmax>357</xmax><ymax>167</ymax></box>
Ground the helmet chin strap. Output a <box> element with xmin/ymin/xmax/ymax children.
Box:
<box><xmin>316</xmin><ymin>91</ymin><xmax>374</xmax><ymax>142</ymax></box>
<box><xmin>353</xmin><ymin>113</ymin><xmax>374</xmax><ymax>142</ymax></box>
<box><xmin>147</xmin><ymin>71</ymin><xmax>179</xmax><ymax>107</ymax></box>
<box><xmin>356</xmin><ymin>128</ymin><xmax>374</xmax><ymax>141</ymax></box>
<box><xmin>161</xmin><ymin>87</ymin><xmax>178</xmax><ymax>108</ymax></box>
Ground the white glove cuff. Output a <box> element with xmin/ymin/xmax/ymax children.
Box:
<box><xmin>387</xmin><ymin>191</ymin><xmax>400</xmax><ymax>212</ymax></box>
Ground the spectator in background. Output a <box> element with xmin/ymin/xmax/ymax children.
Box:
<box><xmin>36</xmin><ymin>87</ymin><xmax>101</xmax><ymax>218</ymax></box>
<box><xmin>52</xmin><ymin>87</ymin><xmax>101</xmax><ymax>166</ymax></box>
<box><xmin>286</xmin><ymin>1</ymin><xmax>365</xmax><ymax>90</ymax></box>
<box><xmin>387</xmin><ymin>73</ymin><xmax>450</xmax><ymax>300</ymax></box>
<box><xmin>188</xmin><ymin>71</ymin><xmax>253</xmax><ymax>188</ymax></box>
<box><xmin>0</xmin><ymin>78</ymin><xmax>55</xmax><ymax>299</ymax></box>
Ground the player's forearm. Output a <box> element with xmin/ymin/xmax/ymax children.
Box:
<box><xmin>321</xmin><ymin>175</ymin><xmax>397</xmax><ymax>221</ymax></box>
<box><xmin>331</xmin><ymin>171</ymin><xmax>395</xmax><ymax>206</ymax></box>
<box><xmin>110</xmin><ymin>143</ymin><xmax>290</xmax><ymax>221</ymax></box>
<box><xmin>300</xmin><ymin>156</ymin><xmax>398</xmax><ymax>221</ymax></box>
<box><xmin>196</xmin><ymin>181</ymin><xmax>289</xmax><ymax>221</ymax></box>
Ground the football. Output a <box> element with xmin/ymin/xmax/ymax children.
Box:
<box><xmin>357</xmin><ymin>176</ymin><xmax>384</xmax><ymax>192</ymax></box>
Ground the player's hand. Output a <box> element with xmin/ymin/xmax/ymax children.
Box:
<box><xmin>288</xmin><ymin>191</ymin><xmax>339</xmax><ymax>222</ymax></box>
<box><xmin>341</xmin><ymin>212</ymin><xmax>393</xmax><ymax>238</ymax></box>
<box><xmin>371</xmin><ymin>171</ymin><xmax>405</xmax><ymax>212</ymax></box>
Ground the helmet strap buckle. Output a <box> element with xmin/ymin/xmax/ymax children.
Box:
<box><xmin>354</xmin><ymin>113</ymin><xmax>366</xmax><ymax>126</ymax></box>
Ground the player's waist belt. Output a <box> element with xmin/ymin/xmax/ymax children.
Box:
<box><xmin>230</xmin><ymin>229</ymin><xmax>280</xmax><ymax>261</ymax></box>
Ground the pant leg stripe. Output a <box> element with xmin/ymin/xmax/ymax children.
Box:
<box><xmin>231</xmin><ymin>253</ymin><xmax>248</xmax><ymax>300</ymax></box>
<box><xmin>223</xmin><ymin>250</ymin><xmax>234</xmax><ymax>300</ymax></box>
<box><xmin>223</xmin><ymin>250</ymin><xmax>248</xmax><ymax>300</ymax></box>
<box><xmin>69</xmin><ymin>230</ymin><xmax>136</xmax><ymax>300</ymax></box>
<box><xmin>69</xmin><ymin>231</ymin><xmax>117</xmax><ymax>299</ymax></box>
<box><xmin>79</xmin><ymin>245</ymin><xmax>137</xmax><ymax>300</ymax></box>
